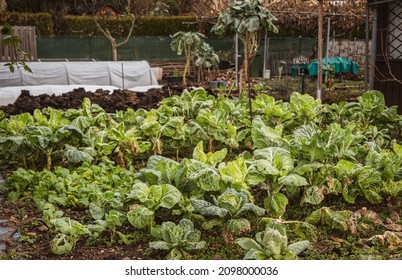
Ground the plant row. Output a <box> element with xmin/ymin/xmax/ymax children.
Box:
<box><xmin>1</xmin><ymin>89</ymin><xmax>402</xmax><ymax>259</ymax></box>
<box><xmin>1</xmin><ymin>88</ymin><xmax>401</xmax><ymax>171</ymax></box>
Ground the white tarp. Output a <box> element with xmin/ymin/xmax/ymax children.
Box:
<box><xmin>0</xmin><ymin>61</ymin><xmax>158</xmax><ymax>88</ymax></box>
<box><xmin>0</xmin><ymin>84</ymin><xmax>163</xmax><ymax>106</ymax></box>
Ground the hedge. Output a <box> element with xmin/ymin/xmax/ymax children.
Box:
<box><xmin>6</xmin><ymin>12</ymin><xmax>365</xmax><ymax>39</ymax></box>
<box><xmin>134</xmin><ymin>16</ymin><xmax>197</xmax><ymax>36</ymax></box>
<box><xmin>7</xmin><ymin>13</ymin><xmax>198</xmax><ymax>37</ymax></box>
<box><xmin>8</xmin><ymin>12</ymin><xmax>53</xmax><ymax>36</ymax></box>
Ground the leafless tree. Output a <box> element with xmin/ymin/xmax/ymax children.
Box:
<box><xmin>92</xmin><ymin>0</ymin><xmax>136</xmax><ymax>61</ymax></box>
<box><xmin>190</xmin><ymin>0</ymin><xmax>231</xmax><ymax>16</ymax></box>
<box><xmin>266</xmin><ymin>0</ymin><xmax>366</xmax><ymax>37</ymax></box>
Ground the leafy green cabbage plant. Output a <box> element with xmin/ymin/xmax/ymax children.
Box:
<box><xmin>170</xmin><ymin>31</ymin><xmax>205</xmax><ymax>85</ymax></box>
<box><xmin>149</xmin><ymin>218</ymin><xmax>206</xmax><ymax>260</ymax></box>
<box><xmin>305</xmin><ymin>207</ymin><xmax>352</xmax><ymax>232</ymax></box>
<box><xmin>126</xmin><ymin>182</ymin><xmax>182</xmax><ymax>229</ymax></box>
<box><xmin>246</xmin><ymin>147</ymin><xmax>308</xmax><ymax>218</ymax></box>
<box><xmin>236</xmin><ymin>220</ymin><xmax>310</xmax><ymax>260</ymax></box>
<box><xmin>211</xmin><ymin>0</ymin><xmax>278</xmax><ymax>82</ymax></box>
<box><xmin>49</xmin><ymin>217</ymin><xmax>90</xmax><ymax>255</ymax></box>
<box><xmin>191</xmin><ymin>188</ymin><xmax>265</xmax><ymax>243</ymax></box>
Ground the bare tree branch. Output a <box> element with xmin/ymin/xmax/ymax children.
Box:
<box><xmin>374</xmin><ymin>32</ymin><xmax>402</xmax><ymax>86</ymax></box>
<box><xmin>92</xmin><ymin>0</ymin><xmax>136</xmax><ymax>61</ymax></box>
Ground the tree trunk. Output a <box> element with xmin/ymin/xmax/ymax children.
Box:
<box><xmin>92</xmin><ymin>3</ymin><xmax>135</xmax><ymax>62</ymax></box>
<box><xmin>111</xmin><ymin>41</ymin><xmax>118</xmax><ymax>61</ymax></box>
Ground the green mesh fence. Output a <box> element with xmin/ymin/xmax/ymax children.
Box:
<box><xmin>36</xmin><ymin>36</ymin><xmax>317</xmax><ymax>77</ymax></box>
<box><xmin>37</xmin><ymin>36</ymin><xmax>235</xmax><ymax>61</ymax></box>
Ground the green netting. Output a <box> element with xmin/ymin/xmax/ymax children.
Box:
<box><xmin>37</xmin><ymin>36</ymin><xmax>235</xmax><ymax>61</ymax></box>
<box><xmin>36</xmin><ymin>36</ymin><xmax>317</xmax><ymax>76</ymax></box>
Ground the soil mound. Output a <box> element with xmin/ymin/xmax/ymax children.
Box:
<box><xmin>0</xmin><ymin>85</ymin><xmax>186</xmax><ymax>115</ymax></box>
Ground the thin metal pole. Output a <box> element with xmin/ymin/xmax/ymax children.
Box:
<box><xmin>121</xmin><ymin>63</ymin><xmax>125</xmax><ymax>89</ymax></box>
<box><xmin>325</xmin><ymin>16</ymin><xmax>330</xmax><ymax>83</ymax></box>
<box><xmin>317</xmin><ymin>0</ymin><xmax>324</xmax><ymax>100</ymax></box>
<box><xmin>267</xmin><ymin>38</ymin><xmax>270</xmax><ymax>70</ymax></box>
<box><xmin>369</xmin><ymin>6</ymin><xmax>378</xmax><ymax>90</ymax></box>
<box><xmin>263</xmin><ymin>32</ymin><xmax>267</xmax><ymax>71</ymax></box>
<box><xmin>364</xmin><ymin>2</ymin><xmax>370</xmax><ymax>91</ymax></box>
<box><xmin>298</xmin><ymin>35</ymin><xmax>302</xmax><ymax>93</ymax></box>
<box><xmin>332</xmin><ymin>30</ymin><xmax>336</xmax><ymax>57</ymax></box>
<box><xmin>299</xmin><ymin>35</ymin><xmax>302</xmax><ymax>55</ymax></box>
<box><xmin>235</xmin><ymin>34</ymin><xmax>239</xmax><ymax>88</ymax></box>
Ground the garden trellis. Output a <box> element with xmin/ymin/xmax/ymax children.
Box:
<box><xmin>368</xmin><ymin>0</ymin><xmax>402</xmax><ymax>113</ymax></box>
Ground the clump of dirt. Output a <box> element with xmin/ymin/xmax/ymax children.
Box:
<box><xmin>0</xmin><ymin>85</ymin><xmax>187</xmax><ymax>115</ymax></box>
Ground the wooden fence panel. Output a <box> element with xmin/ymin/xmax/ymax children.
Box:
<box><xmin>0</xmin><ymin>26</ymin><xmax>37</xmax><ymax>62</ymax></box>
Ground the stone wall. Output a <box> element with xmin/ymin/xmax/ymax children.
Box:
<box><xmin>328</xmin><ymin>39</ymin><xmax>371</xmax><ymax>74</ymax></box>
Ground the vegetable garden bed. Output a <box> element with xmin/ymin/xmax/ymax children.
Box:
<box><xmin>1</xmin><ymin>86</ymin><xmax>402</xmax><ymax>260</ymax></box>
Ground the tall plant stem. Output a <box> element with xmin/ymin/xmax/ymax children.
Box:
<box><xmin>183</xmin><ymin>56</ymin><xmax>190</xmax><ymax>86</ymax></box>
<box><xmin>46</xmin><ymin>150</ymin><xmax>52</xmax><ymax>171</ymax></box>
<box><xmin>248</xmin><ymin>61</ymin><xmax>254</xmax><ymax>149</ymax></box>
<box><xmin>248</xmin><ymin>68</ymin><xmax>253</xmax><ymax>127</ymax></box>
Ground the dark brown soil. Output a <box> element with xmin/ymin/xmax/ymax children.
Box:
<box><xmin>0</xmin><ymin>81</ymin><xmax>361</xmax><ymax>117</ymax></box>
<box><xmin>0</xmin><ymin>85</ymin><xmax>188</xmax><ymax>115</ymax></box>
